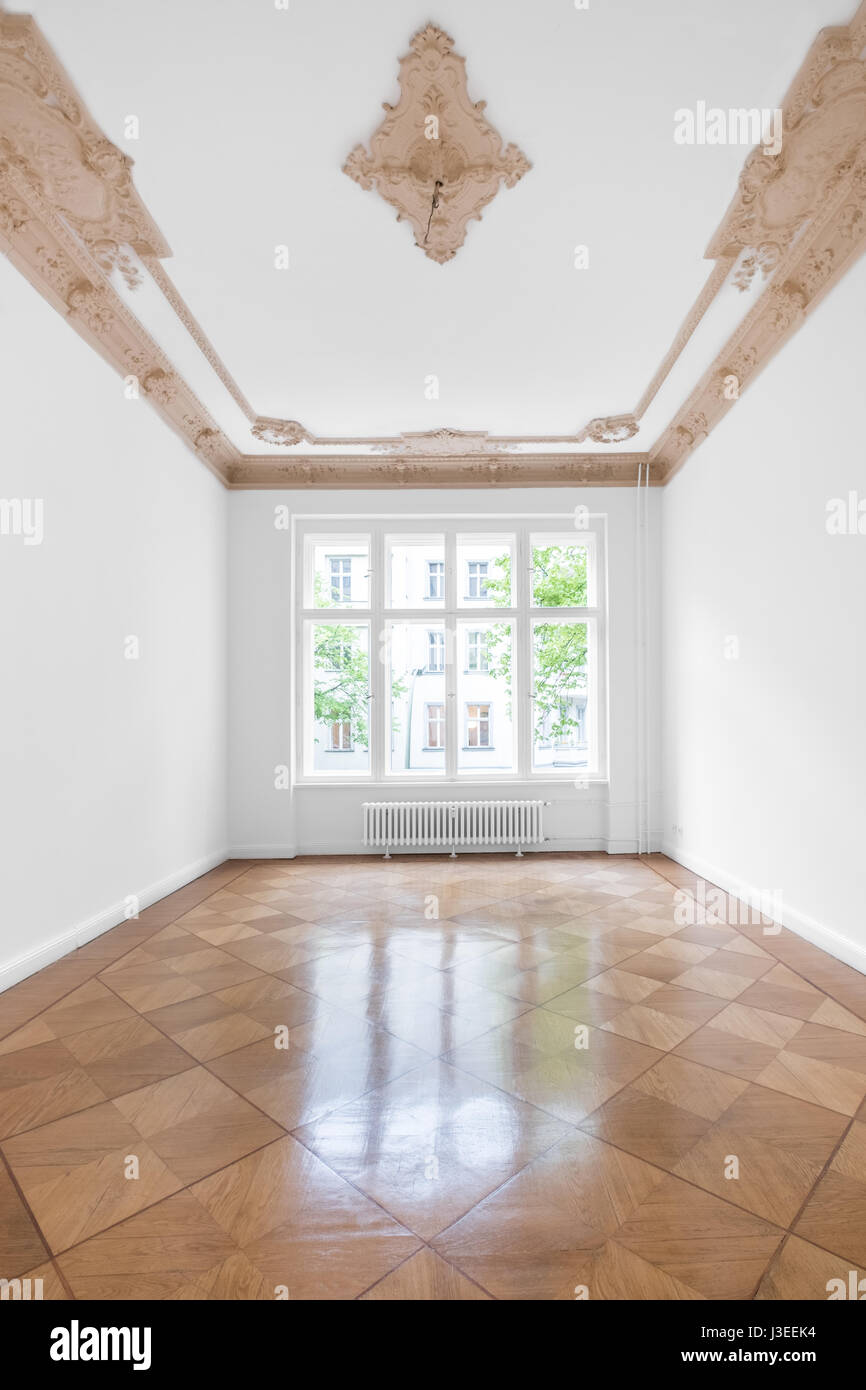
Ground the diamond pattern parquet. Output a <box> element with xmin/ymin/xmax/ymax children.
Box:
<box><xmin>1</xmin><ymin>853</ymin><xmax>864</xmax><ymax>1300</ymax></box>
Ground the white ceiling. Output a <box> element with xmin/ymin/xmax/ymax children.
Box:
<box><xmin>7</xmin><ymin>0</ymin><xmax>851</xmax><ymax>448</ymax></box>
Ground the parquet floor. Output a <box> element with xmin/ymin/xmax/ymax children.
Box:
<box><xmin>2</xmin><ymin>853</ymin><xmax>866</xmax><ymax>1300</ymax></box>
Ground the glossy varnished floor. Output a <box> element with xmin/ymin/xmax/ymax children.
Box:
<box><xmin>2</xmin><ymin>853</ymin><xmax>866</xmax><ymax>1300</ymax></box>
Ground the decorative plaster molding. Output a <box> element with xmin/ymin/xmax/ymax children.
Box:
<box><xmin>0</xmin><ymin>13</ymin><xmax>168</xmax><ymax>263</ymax></box>
<box><xmin>0</xmin><ymin>13</ymin><xmax>238</xmax><ymax>482</ymax></box>
<box><xmin>577</xmin><ymin>414</ymin><xmax>640</xmax><ymax>445</ymax></box>
<box><xmin>653</xmin><ymin>4</ymin><xmax>866</xmax><ymax>482</ymax></box>
<box><xmin>343</xmin><ymin>24</ymin><xmax>530</xmax><ymax>264</ymax></box>
<box><xmin>250</xmin><ymin>417</ymin><xmax>310</xmax><ymax>447</ymax></box>
<box><xmin>372</xmin><ymin>428</ymin><xmax>519</xmax><ymax>456</ymax></box>
<box><xmin>2</xmin><ymin>7</ymin><xmax>866</xmax><ymax>488</ymax></box>
<box><xmin>706</xmin><ymin>20</ymin><xmax>866</xmax><ymax>291</ymax></box>
<box><xmin>227</xmin><ymin>452</ymin><xmax>653</xmax><ymax>490</ymax></box>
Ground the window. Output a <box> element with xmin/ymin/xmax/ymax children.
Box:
<box><xmin>465</xmin><ymin>703</ymin><xmax>491</xmax><ymax>748</ymax></box>
<box><xmin>426</xmin><ymin>703</ymin><xmax>445</xmax><ymax>749</ymax></box>
<box><xmin>307</xmin><ymin>621</ymin><xmax>370</xmax><ymax>775</ymax></box>
<box><xmin>298</xmin><ymin>520</ymin><xmax>604</xmax><ymax>781</ymax></box>
<box><xmin>466</xmin><ymin>560</ymin><xmax>488</xmax><ymax>600</ymax></box>
<box><xmin>328</xmin><ymin>556</ymin><xmax>352</xmax><ymax>603</ymax></box>
<box><xmin>307</xmin><ymin>538</ymin><xmax>369</xmax><ymax>608</ymax></box>
<box><xmin>427</xmin><ymin>630</ymin><xmax>445</xmax><ymax>672</ymax></box>
<box><xmin>329</xmin><ymin>720</ymin><xmax>352</xmax><ymax>751</ymax></box>
<box><xmin>426</xmin><ymin>560</ymin><xmax>444</xmax><ymax>600</ymax></box>
<box><xmin>466</xmin><ymin>629</ymin><xmax>488</xmax><ymax>672</ymax></box>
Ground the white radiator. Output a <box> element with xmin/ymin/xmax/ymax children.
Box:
<box><xmin>362</xmin><ymin>800</ymin><xmax>547</xmax><ymax>858</ymax></box>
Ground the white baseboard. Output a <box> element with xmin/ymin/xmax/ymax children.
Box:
<box><xmin>0</xmin><ymin>848</ymin><xmax>229</xmax><ymax>995</ymax></box>
<box><xmin>661</xmin><ymin>842</ymin><xmax>866</xmax><ymax>976</ymax></box>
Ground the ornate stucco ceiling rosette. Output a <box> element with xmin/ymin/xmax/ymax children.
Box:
<box><xmin>343</xmin><ymin>24</ymin><xmax>530</xmax><ymax>263</ymax></box>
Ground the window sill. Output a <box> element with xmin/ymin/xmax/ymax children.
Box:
<box><xmin>295</xmin><ymin>775</ymin><xmax>609</xmax><ymax>789</ymax></box>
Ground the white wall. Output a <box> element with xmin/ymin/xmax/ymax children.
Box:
<box><xmin>228</xmin><ymin>487</ymin><xmax>662</xmax><ymax>857</ymax></box>
<box><xmin>0</xmin><ymin>257</ymin><xmax>228</xmax><ymax>988</ymax></box>
<box><xmin>661</xmin><ymin>255</ymin><xmax>866</xmax><ymax>969</ymax></box>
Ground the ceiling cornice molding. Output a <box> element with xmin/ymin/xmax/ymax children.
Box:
<box><xmin>227</xmin><ymin>452</ymin><xmax>654</xmax><ymax>490</ymax></box>
<box><xmin>2</xmin><ymin>8</ymin><xmax>866</xmax><ymax>488</ymax></box>
<box><xmin>654</xmin><ymin>9</ymin><xmax>866</xmax><ymax>480</ymax></box>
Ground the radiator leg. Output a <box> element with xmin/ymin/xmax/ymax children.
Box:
<box><xmin>449</xmin><ymin>839</ymin><xmax>457</xmax><ymax>860</ymax></box>
<box><xmin>383</xmin><ymin>842</ymin><xmax>391</xmax><ymax>861</ymax></box>
<box><xmin>515</xmin><ymin>839</ymin><xmax>523</xmax><ymax>858</ymax></box>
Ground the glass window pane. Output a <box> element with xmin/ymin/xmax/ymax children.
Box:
<box><xmin>387</xmin><ymin>536</ymin><xmax>445</xmax><ymax>608</ymax></box>
<box><xmin>311</xmin><ymin>622</ymin><xmax>369</xmax><ymax>773</ymax></box>
<box><xmin>310</xmin><ymin>540</ymin><xmax>369</xmax><ymax>608</ymax></box>
<box><xmin>532</xmin><ymin>621</ymin><xmax>589</xmax><ymax>771</ymax></box>
<box><xmin>456</xmin><ymin>536</ymin><xmax>513</xmax><ymax>607</ymax></box>
<box><xmin>530</xmin><ymin>539</ymin><xmax>588</xmax><ymax>607</ymax></box>
<box><xmin>387</xmin><ymin>623</ymin><xmax>445</xmax><ymax>774</ymax></box>
<box><xmin>457</xmin><ymin>621</ymin><xmax>514</xmax><ymax>773</ymax></box>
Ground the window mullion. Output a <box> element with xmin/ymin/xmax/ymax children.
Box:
<box><xmin>370</xmin><ymin>526</ymin><xmax>385</xmax><ymax>781</ymax></box>
<box><xmin>515</xmin><ymin>526</ymin><xmax>531</xmax><ymax>779</ymax></box>
<box><xmin>445</xmin><ymin>529</ymin><xmax>457</xmax><ymax>779</ymax></box>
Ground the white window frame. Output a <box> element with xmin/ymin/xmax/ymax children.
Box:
<box><xmin>295</xmin><ymin>515</ymin><xmax>607</xmax><ymax>785</ymax></box>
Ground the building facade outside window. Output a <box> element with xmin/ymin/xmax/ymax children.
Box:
<box><xmin>328</xmin><ymin>556</ymin><xmax>352</xmax><ymax>603</ymax></box>
<box><xmin>466</xmin><ymin>629</ymin><xmax>488</xmax><ymax>672</ymax></box>
<box><xmin>466</xmin><ymin>559</ymin><xmax>488</xmax><ymax>600</ymax></box>
<box><xmin>465</xmin><ymin>702</ymin><xmax>491</xmax><ymax>748</ymax></box>
<box><xmin>427</xmin><ymin>630</ymin><xmax>445</xmax><ymax>672</ymax></box>
<box><xmin>425</xmin><ymin>702</ymin><xmax>445</xmax><ymax>749</ymax></box>
<box><xmin>426</xmin><ymin>560</ymin><xmax>444</xmax><ymax>600</ymax></box>
<box><xmin>329</xmin><ymin>719</ymin><xmax>352</xmax><ymax>751</ymax></box>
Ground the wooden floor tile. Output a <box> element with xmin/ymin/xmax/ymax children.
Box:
<box><xmin>580</xmin><ymin>1087</ymin><xmax>715</xmax><ymax>1170</ymax></box>
<box><xmin>0</xmin><ymin>1158</ymin><xmax>48</xmax><ymax>1277</ymax></box>
<box><xmin>613</xmin><ymin>1172</ymin><xmax>784</xmax><ymax>1298</ymax></box>
<box><xmin>62</xmin><ymin>1017</ymin><xmax>194</xmax><ymax>1097</ymax></box>
<box><xmin>191</xmin><ymin>1137</ymin><xmax>420</xmax><ymax>1299</ymax></box>
<box><xmin>56</xmin><ymin>1191</ymin><xmax>239</xmax><ymax>1299</ymax></box>
<box><xmin>755</xmin><ymin>1235</ymin><xmax>866</xmax><ymax>1300</ymax></box>
<box><xmin>111</xmin><ymin>1067</ymin><xmax>284</xmax><ymax>1185</ymax></box>
<box><xmin>432</xmin><ymin>1130</ymin><xmax>666</xmax><ymax>1299</ymax></box>
<box><xmin>671</xmin><ymin>1087</ymin><xmax>845</xmax><ymax>1227</ymax></box>
<box><xmin>794</xmin><ymin>1121</ymin><xmax>866</xmax><ymax>1264</ymax></box>
<box><xmin>630</xmin><ymin>1054</ymin><xmax>748</xmax><ymax>1121</ymax></box>
<box><xmin>0</xmin><ymin>1038</ymin><xmax>107</xmax><ymax>1139</ymax></box>
<box><xmin>2</xmin><ymin>1102</ymin><xmax>183</xmax><ymax>1251</ymax></box>
<box><xmin>296</xmin><ymin>1059</ymin><xmax>569</xmax><ymax>1239</ymax></box>
<box><xmin>361</xmin><ymin>1249</ymin><xmax>491</xmax><ymax>1300</ymax></box>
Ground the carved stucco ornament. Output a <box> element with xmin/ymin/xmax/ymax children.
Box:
<box><xmin>343</xmin><ymin>24</ymin><xmax>530</xmax><ymax>263</ymax></box>
<box><xmin>141</xmin><ymin>368</ymin><xmax>177</xmax><ymax>407</ymax></box>
<box><xmin>0</xmin><ymin>17</ymin><xmax>168</xmax><ymax>269</ymax></box>
<box><xmin>709</xmin><ymin>49</ymin><xmax>866</xmax><ymax>290</ymax></box>
<box><xmin>578</xmin><ymin>414</ymin><xmax>640</xmax><ymax>445</ymax></box>
<box><xmin>250</xmin><ymin>417</ymin><xmax>310</xmax><ymax>447</ymax></box>
<box><xmin>374</xmin><ymin>428</ymin><xmax>517</xmax><ymax>455</ymax></box>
